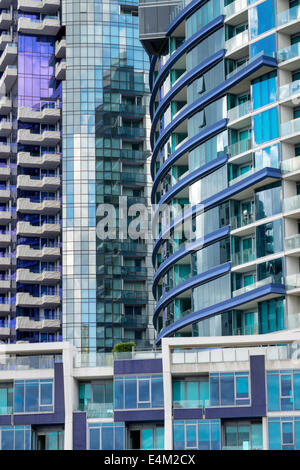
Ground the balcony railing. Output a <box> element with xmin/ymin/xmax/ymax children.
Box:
<box><xmin>281</xmin><ymin>155</ymin><xmax>300</xmax><ymax>173</ymax></box>
<box><xmin>77</xmin><ymin>403</ymin><xmax>113</xmax><ymax>419</ymax></box>
<box><xmin>224</xmin><ymin>0</ymin><xmax>247</xmax><ymax>18</ymax></box>
<box><xmin>277</xmin><ymin>4</ymin><xmax>300</xmax><ymax>28</ymax></box>
<box><xmin>285</xmin><ymin>233</ymin><xmax>300</xmax><ymax>251</ymax></box>
<box><xmin>281</xmin><ymin>117</ymin><xmax>300</xmax><ymax>137</ymax></box>
<box><xmin>277</xmin><ymin>42</ymin><xmax>300</xmax><ymax>63</ymax></box>
<box><xmin>232</xmin><ymin>248</ymin><xmax>256</xmax><ymax>267</ymax></box>
<box><xmin>285</xmin><ymin>273</ymin><xmax>300</xmax><ymax>290</ymax></box>
<box><xmin>232</xmin><ymin>275</ymin><xmax>281</xmax><ymax>297</ymax></box>
<box><xmin>227</xmin><ymin>100</ymin><xmax>251</xmax><ymax>122</ymax></box>
<box><xmin>0</xmin><ymin>355</ymin><xmax>62</xmax><ymax>370</ymax></box>
<box><xmin>227</xmin><ymin>138</ymin><xmax>252</xmax><ymax>157</ymax></box>
<box><xmin>225</xmin><ymin>30</ymin><xmax>249</xmax><ymax>55</ymax></box>
<box><xmin>279</xmin><ymin>78</ymin><xmax>300</xmax><ymax>102</ymax></box>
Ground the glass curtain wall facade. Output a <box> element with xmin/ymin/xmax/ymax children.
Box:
<box><xmin>0</xmin><ymin>0</ymin><xmax>63</xmax><ymax>344</ymax></box>
<box><xmin>140</xmin><ymin>0</ymin><xmax>300</xmax><ymax>345</ymax></box>
<box><xmin>62</xmin><ymin>0</ymin><xmax>154</xmax><ymax>353</ymax></box>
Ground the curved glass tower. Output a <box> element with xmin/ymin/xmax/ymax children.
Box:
<box><xmin>141</xmin><ymin>0</ymin><xmax>300</xmax><ymax>345</ymax></box>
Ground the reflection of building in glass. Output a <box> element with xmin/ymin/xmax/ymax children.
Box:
<box><xmin>62</xmin><ymin>0</ymin><xmax>154</xmax><ymax>352</ymax></box>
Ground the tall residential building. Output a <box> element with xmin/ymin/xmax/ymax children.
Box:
<box><xmin>0</xmin><ymin>0</ymin><xmax>63</xmax><ymax>345</ymax></box>
<box><xmin>61</xmin><ymin>0</ymin><xmax>155</xmax><ymax>353</ymax></box>
<box><xmin>139</xmin><ymin>0</ymin><xmax>300</xmax><ymax>347</ymax></box>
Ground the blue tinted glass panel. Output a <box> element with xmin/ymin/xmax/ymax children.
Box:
<box><xmin>124</xmin><ymin>378</ymin><xmax>137</xmax><ymax>409</ymax></box>
<box><xmin>89</xmin><ymin>428</ymin><xmax>99</xmax><ymax>450</ymax></box>
<box><xmin>101</xmin><ymin>426</ymin><xmax>114</xmax><ymax>450</ymax></box>
<box><xmin>151</xmin><ymin>376</ymin><xmax>164</xmax><ymax>408</ymax></box>
<box><xmin>173</xmin><ymin>423</ymin><xmax>185</xmax><ymax>450</ymax></box>
<box><xmin>198</xmin><ymin>423</ymin><xmax>210</xmax><ymax>450</ymax></box>
<box><xmin>220</xmin><ymin>374</ymin><xmax>234</xmax><ymax>406</ymax></box>
<box><xmin>267</xmin><ymin>374</ymin><xmax>280</xmax><ymax>411</ymax></box>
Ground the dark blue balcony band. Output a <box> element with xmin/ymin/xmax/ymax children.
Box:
<box><xmin>167</xmin><ymin>0</ymin><xmax>207</xmax><ymax>36</ymax></box>
<box><xmin>151</xmin><ymin>152</ymin><xmax>228</xmax><ymax>206</ymax></box>
<box><xmin>151</xmin><ymin>54</ymin><xmax>277</xmax><ymax>175</ymax></box>
<box><xmin>154</xmin><ymin>281</ymin><xmax>286</xmax><ymax>344</ymax></box>
<box><xmin>153</xmin><ymin>167</ymin><xmax>281</xmax><ymax>257</ymax></box>
<box><xmin>153</xmin><ymin>262</ymin><xmax>231</xmax><ymax>327</ymax></box>
<box><xmin>152</xmin><ymin>225</ymin><xmax>230</xmax><ymax>297</ymax></box>
<box><xmin>150</xmin><ymin>15</ymin><xmax>225</xmax><ymax>119</ymax></box>
<box><xmin>149</xmin><ymin>56</ymin><xmax>157</xmax><ymax>91</ymax></box>
<box><xmin>151</xmin><ymin>117</ymin><xmax>227</xmax><ymax>183</ymax></box>
<box><xmin>151</xmin><ymin>49</ymin><xmax>226</xmax><ymax>144</ymax></box>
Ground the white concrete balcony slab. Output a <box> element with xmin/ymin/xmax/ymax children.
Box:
<box><xmin>18</xmin><ymin>106</ymin><xmax>61</xmax><ymax>124</ymax></box>
<box><xmin>16</xmin><ymin>244</ymin><xmax>60</xmax><ymax>260</ymax></box>
<box><xmin>17</xmin><ymin>152</ymin><xmax>60</xmax><ymax>169</ymax></box>
<box><xmin>55</xmin><ymin>60</ymin><xmax>66</xmax><ymax>80</ymax></box>
<box><xmin>0</xmin><ymin>326</ymin><xmax>10</xmax><ymax>337</ymax></box>
<box><xmin>0</xmin><ymin>97</ymin><xmax>12</xmax><ymax>114</ymax></box>
<box><xmin>0</xmin><ymin>166</ymin><xmax>10</xmax><ymax>179</ymax></box>
<box><xmin>0</xmin><ymin>65</ymin><xmax>17</xmax><ymax>92</ymax></box>
<box><xmin>0</xmin><ymin>43</ymin><xmax>17</xmax><ymax>72</ymax></box>
<box><xmin>0</xmin><ymin>280</ymin><xmax>10</xmax><ymax>292</ymax></box>
<box><xmin>0</xmin><ymin>303</ymin><xmax>9</xmax><ymax>314</ymax></box>
<box><xmin>17</xmin><ymin>198</ymin><xmax>61</xmax><ymax>214</ymax></box>
<box><xmin>0</xmin><ymin>32</ymin><xmax>12</xmax><ymax>51</ymax></box>
<box><xmin>0</xmin><ymin>144</ymin><xmax>10</xmax><ymax>158</ymax></box>
<box><xmin>0</xmin><ymin>12</ymin><xmax>12</xmax><ymax>30</ymax></box>
<box><xmin>0</xmin><ymin>233</ymin><xmax>10</xmax><ymax>247</ymax></box>
<box><xmin>17</xmin><ymin>129</ymin><xmax>61</xmax><ymax>146</ymax></box>
<box><xmin>55</xmin><ymin>38</ymin><xmax>66</xmax><ymax>58</ymax></box>
<box><xmin>17</xmin><ymin>16</ymin><xmax>60</xmax><ymax>36</ymax></box>
<box><xmin>16</xmin><ymin>316</ymin><xmax>61</xmax><ymax>332</ymax></box>
<box><xmin>0</xmin><ymin>256</ymin><xmax>10</xmax><ymax>266</ymax></box>
<box><xmin>18</xmin><ymin>0</ymin><xmax>60</xmax><ymax>13</ymax></box>
<box><xmin>16</xmin><ymin>268</ymin><xmax>61</xmax><ymax>284</ymax></box>
<box><xmin>16</xmin><ymin>293</ymin><xmax>60</xmax><ymax>308</ymax></box>
<box><xmin>17</xmin><ymin>175</ymin><xmax>60</xmax><ymax>191</ymax></box>
<box><xmin>0</xmin><ymin>119</ymin><xmax>12</xmax><ymax>137</ymax></box>
<box><xmin>17</xmin><ymin>221</ymin><xmax>60</xmax><ymax>237</ymax></box>
<box><xmin>0</xmin><ymin>210</ymin><xmax>10</xmax><ymax>224</ymax></box>
<box><xmin>0</xmin><ymin>189</ymin><xmax>9</xmax><ymax>202</ymax></box>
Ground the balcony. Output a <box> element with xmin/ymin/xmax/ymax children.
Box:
<box><xmin>225</xmin><ymin>30</ymin><xmax>249</xmax><ymax>59</ymax></box>
<box><xmin>17</xmin><ymin>151</ymin><xmax>60</xmax><ymax>168</ymax></box>
<box><xmin>16</xmin><ymin>244</ymin><xmax>60</xmax><ymax>260</ymax></box>
<box><xmin>285</xmin><ymin>273</ymin><xmax>300</xmax><ymax>292</ymax></box>
<box><xmin>0</xmin><ymin>231</ymin><xmax>10</xmax><ymax>247</ymax></box>
<box><xmin>283</xmin><ymin>194</ymin><xmax>300</xmax><ymax>217</ymax></box>
<box><xmin>120</xmin><ymin>149</ymin><xmax>150</xmax><ymax>162</ymax></box>
<box><xmin>16</xmin><ymin>293</ymin><xmax>60</xmax><ymax>308</ymax></box>
<box><xmin>18</xmin><ymin>105</ymin><xmax>61</xmax><ymax>124</ymax></box>
<box><xmin>16</xmin><ymin>268</ymin><xmax>61</xmax><ymax>284</ymax></box>
<box><xmin>279</xmin><ymin>78</ymin><xmax>300</xmax><ymax>105</ymax></box>
<box><xmin>0</xmin><ymin>256</ymin><xmax>10</xmax><ymax>267</ymax></box>
<box><xmin>77</xmin><ymin>403</ymin><xmax>113</xmax><ymax>419</ymax></box>
<box><xmin>117</xmin><ymin>127</ymin><xmax>146</xmax><ymax>139</ymax></box>
<box><xmin>0</xmin><ymin>143</ymin><xmax>10</xmax><ymax>158</ymax></box>
<box><xmin>0</xmin><ymin>165</ymin><xmax>10</xmax><ymax>180</ymax></box>
<box><xmin>278</xmin><ymin>43</ymin><xmax>300</xmax><ymax>71</ymax></box>
<box><xmin>0</xmin><ymin>43</ymin><xmax>17</xmax><ymax>72</ymax></box>
<box><xmin>17</xmin><ymin>174</ymin><xmax>60</xmax><ymax>191</ymax></box>
<box><xmin>17</xmin><ymin>129</ymin><xmax>61</xmax><ymax>146</ymax></box>
<box><xmin>120</xmin><ymin>314</ymin><xmax>148</xmax><ymax>328</ymax></box>
<box><xmin>17</xmin><ymin>16</ymin><xmax>60</xmax><ymax>36</ymax></box>
<box><xmin>0</xmin><ymin>277</ymin><xmax>9</xmax><ymax>292</ymax></box>
<box><xmin>0</xmin><ymin>210</ymin><xmax>10</xmax><ymax>224</ymax></box>
<box><xmin>55</xmin><ymin>60</ymin><xmax>66</xmax><ymax>81</ymax></box>
<box><xmin>121</xmin><ymin>172</ymin><xmax>146</xmax><ymax>185</ymax></box>
<box><xmin>228</xmin><ymin>138</ymin><xmax>252</xmax><ymax>159</ymax></box>
<box><xmin>0</xmin><ymin>65</ymin><xmax>17</xmax><ymax>92</ymax></box>
<box><xmin>277</xmin><ymin>4</ymin><xmax>300</xmax><ymax>35</ymax></box>
<box><xmin>0</xmin><ymin>118</ymin><xmax>12</xmax><ymax>137</ymax></box>
<box><xmin>121</xmin><ymin>266</ymin><xmax>147</xmax><ymax>279</ymax></box>
<box><xmin>0</xmin><ymin>302</ymin><xmax>9</xmax><ymax>314</ymax></box>
<box><xmin>121</xmin><ymin>291</ymin><xmax>148</xmax><ymax>303</ymax></box>
<box><xmin>55</xmin><ymin>38</ymin><xmax>66</xmax><ymax>58</ymax></box>
<box><xmin>281</xmin><ymin>155</ymin><xmax>300</xmax><ymax>180</ymax></box>
<box><xmin>0</xmin><ymin>97</ymin><xmax>11</xmax><ymax>114</ymax></box>
<box><xmin>281</xmin><ymin>117</ymin><xmax>300</xmax><ymax>143</ymax></box>
<box><xmin>17</xmin><ymin>197</ymin><xmax>60</xmax><ymax>214</ymax></box>
<box><xmin>232</xmin><ymin>275</ymin><xmax>280</xmax><ymax>297</ymax></box>
<box><xmin>231</xmin><ymin>248</ymin><xmax>256</xmax><ymax>267</ymax></box>
<box><xmin>0</xmin><ymin>11</ymin><xmax>12</xmax><ymax>30</ymax></box>
<box><xmin>0</xmin><ymin>188</ymin><xmax>10</xmax><ymax>202</ymax></box>
<box><xmin>285</xmin><ymin>233</ymin><xmax>300</xmax><ymax>253</ymax></box>
<box><xmin>17</xmin><ymin>221</ymin><xmax>60</xmax><ymax>237</ymax></box>
<box><xmin>0</xmin><ymin>32</ymin><xmax>12</xmax><ymax>51</ymax></box>
<box><xmin>15</xmin><ymin>316</ymin><xmax>61</xmax><ymax>332</ymax></box>
<box><xmin>227</xmin><ymin>101</ymin><xmax>251</xmax><ymax>128</ymax></box>
<box><xmin>0</xmin><ymin>326</ymin><xmax>10</xmax><ymax>338</ymax></box>
<box><xmin>17</xmin><ymin>0</ymin><xmax>60</xmax><ymax>14</ymax></box>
